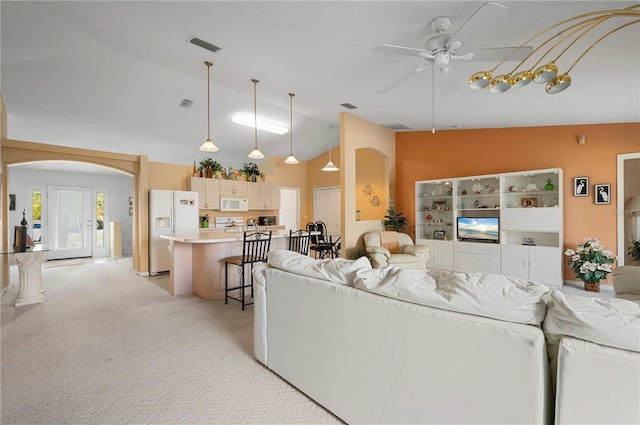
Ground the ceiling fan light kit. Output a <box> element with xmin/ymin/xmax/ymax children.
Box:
<box><xmin>468</xmin><ymin>6</ymin><xmax>640</xmax><ymax>95</ymax></box>
<box><xmin>199</xmin><ymin>61</ymin><xmax>220</xmax><ymax>153</ymax></box>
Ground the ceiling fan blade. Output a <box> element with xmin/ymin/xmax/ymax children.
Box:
<box><xmin>438</xmin><ymin>67</ymin><xmax>458</xmax><ymax>97</ymax></box>
<box><xmin>466</xmin><ymin>46</ymin><xmax>533</xmax><ymax>62</ymax></box>
<box><xmin>445</xmin><ymin>2</ymin><xmax>508</xmax><ymax>50</ymax></box>
<box><xmin>376</xmin><ymin>66</ymin><xmax>427</xmax><ymax>94</ymax></box>
<box><xmin>451</xmin><ymin>52</ymin><xmax>474</xmax><ymax>61</ymax></box>
<box><xmin>372</xmin><ymin>43</ymin><xmax>429</xmax><ymax>57</ymax></box>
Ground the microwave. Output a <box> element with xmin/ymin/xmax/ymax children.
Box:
<box><xmin>220</xmin><ymin>197</ymin><xmax>248</xmax><ymax>211</ymax></box>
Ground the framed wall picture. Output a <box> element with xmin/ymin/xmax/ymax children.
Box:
<box><xmin>433</xmin><ymin>230</ymin><xmax>445</xmax><ymax>240</ymax></box>
<box><xmin>573</xmin><ymin>176</ymin><xmax>589</xmax><ymax>197</ymax></box>
<box><xmin>9</xmin><ymin>194</ymin><xmax>16</xmax><ymax>211</ymax></box>
<box><xmin>594</xmin><ymin>184</ymin><xmax>611</xmax><ymax>205</ymax></box>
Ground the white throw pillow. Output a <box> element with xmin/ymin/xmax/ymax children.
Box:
<box><xmin>267</xmin><ymin>249</ymin><xmax>371</xmax><ymax>285</ymax></box>
<box><xmin>353</xmin><ymin>267</ymin><xmax>550</xmax><ymax>325</ymax></box>
<box><xmin>543</xmin><ymin>290</ymin><xmax>640</xmax><ymax>353</ymax></box>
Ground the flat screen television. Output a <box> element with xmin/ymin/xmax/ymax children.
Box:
<box><xmin>457</xmin><ymin>217</ymin><xmax>500</xmax><ymax>243</ymax></box>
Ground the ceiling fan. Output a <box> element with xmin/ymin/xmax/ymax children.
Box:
<box><xmin>373</xmin><ymin>2</ymin><xmax>532</xmax><ymax>96</ymax></box>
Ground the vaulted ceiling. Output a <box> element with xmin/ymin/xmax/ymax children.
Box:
<box><xmin>2</xmin><ymin>1</ymin><xmax>638</xmax><ymax>170</ymax></box>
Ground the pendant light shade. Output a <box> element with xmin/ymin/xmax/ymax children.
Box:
<box><xmin>248</xmin><ymin>79</ymin><xmax>265</xmax><ymax>159</ymax></box>
<box><xmin>284</xmin><ymin>92</ymin><xmax>299</xmax><ymax>164</ymax></box>
<box><xmin>321</xmin><ymin>141</ymin><xmax>339</xmax><ymax>172</ymax></box>
<box><xmin>199</xmin><ymin>61</ymin><xmax>219</xmax><ymax>153</ymax></box>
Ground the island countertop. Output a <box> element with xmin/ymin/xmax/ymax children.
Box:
<box><xmin>161</xmin><ymin>229</ymin><xmax>289</xmax><ymax>244</ymax></box>
<box><xmin>161</xmin><ymin>229</ymin><xmax>289</xmax><ymax>301</ymax></box>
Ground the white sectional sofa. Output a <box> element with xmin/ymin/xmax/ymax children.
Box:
<box><xmin>253</xmin><ymin>250</ymin><xmax>640</xmax><ymax>425</ymax></box>
<box><xmin>254</xmin><ymin>250</ymin><xmax>553</xmax><ymax>424</ymax></box>
<box><xmin>543</xmin><ymin>291</ymin><xmax>640</xmax><ymax>424</ymax></box>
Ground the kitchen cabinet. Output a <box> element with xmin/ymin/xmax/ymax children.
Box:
<box><xmin>188</xmin><ymin>177</ymin><xmax>219</xmax><ymax>210</ymax></box>
<box><xmin>248</xmin><ymin>182</ymin><xmax>281</xmax><ymax>210</ymax></box>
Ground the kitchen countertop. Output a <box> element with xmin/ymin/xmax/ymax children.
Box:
<box><xmin>161</xmin><ymin>229</ymin><xmax>288</xmax><ymax>244</ymax></box>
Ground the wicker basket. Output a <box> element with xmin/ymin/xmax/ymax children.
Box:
<box><xmin>584</xmin><ymin>282</ymin><xmax>601</xmax><ymax>293</ymax></box>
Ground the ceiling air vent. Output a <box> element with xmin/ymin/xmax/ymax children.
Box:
<box><xmin>179</xmin><ymin>99</ymin><xmax>194</xmax><ymax>108</ymax></box>
<box><xmin>382</xmin><ymin>123</ymin><xmax>411</xmax><ymax>130</ymax></box>
<box><xmin>340</xmin><ymin>102</ymin><xmax>358</xmax><ymax>110</ymax></box>
<box><xmin>188</xmin><ymin>37</ymin><xmax>222</xmax><ymax>53</ymax></box>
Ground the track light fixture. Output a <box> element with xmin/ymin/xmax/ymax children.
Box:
<box><xmin>199</xmin><ymin>61</ymin><xmax>219</xmax><ymax>152</ymax></box>
<box><xmin>469</xmin><ymin>6</ymin><xmax>640</xmax><ymax>95</ymax></box>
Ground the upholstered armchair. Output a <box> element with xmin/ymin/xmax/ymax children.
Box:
<box><xmin>612</xmin><ymin>266</ymin><xmax>640</xmax><ymax>302</ymax></box>
<box><xmin>363</xmin><ymin>231</ymin><xmax>430</xmax><ymax>269</ymax></box>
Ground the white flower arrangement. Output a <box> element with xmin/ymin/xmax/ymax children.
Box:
<box><xmin>564</xmin><ymin>237</ymin><xmax>616</xmax><ymax>285</ymax></box>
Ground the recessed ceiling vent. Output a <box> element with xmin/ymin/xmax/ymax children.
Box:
<box><xmin>188</xmin><ymin>37</ymin><xmax>222</xmax><ymax>53</ymax></box>
<box><xmin>383</xmin><ymin>123</ymin><xmax>411</xmax><ymax>130</ymax></box>
<box><xmin>179</xmin><ymin>99</ymin><xmax>194</xmax><ymax>108</ymax></box>
<box><xmin>340</xmin><ymin>102</ymin><xmax>358</xmax><ymax>110</ymax></box>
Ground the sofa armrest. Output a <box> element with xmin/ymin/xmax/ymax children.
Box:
<box><xmin>366</xmin><ymin>246</ymin><xmax>390</xmax><ymax>257</ymax></box>
<box><xmin>366</xmin><ymin>246</ymin><xmax>390</xmax><ymax>268</ymax></box>
<box><xmin>402</xmin><ymin>245</ymin><xmax>430</xmax><ymax>257</ymax></box>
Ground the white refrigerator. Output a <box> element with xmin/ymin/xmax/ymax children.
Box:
<box><xmin>149</xmin><ymin>189</ymin><xmax>199</xmax><ymax>275</ymax></box>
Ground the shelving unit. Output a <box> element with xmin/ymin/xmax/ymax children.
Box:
<box><xmin>415</xmin><ymin>168</ymin><xmax>564</xmax><ymax>288</ymax></box>
<box><xmin>415</xmin><ymin>179</ymin><xmax>454</xmax><ymax>270</ymax></box>
<box><xmin>500</xmin><ymin>169</ymin><xmax>563</xmax><ymax>287</ymax></box>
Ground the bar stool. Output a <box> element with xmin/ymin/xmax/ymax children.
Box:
<box><xmin>288</xmin><ymin>229</ymin><xmax>310</xmax><ymax>256</ymax></box>
<box><xmin>223</xmin><ymin>230</ymin><xmax>272</xmax><ymax>310</ymax></box>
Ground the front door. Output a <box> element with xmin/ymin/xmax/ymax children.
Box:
<box><xmin>46</xmin><ymin>186</ymin><xmax>92</xmax><ymax>260</ymax></box>
<box><xmin>314</xmin><ymin>187</ymin><xmax>341</xmax><ymax>237</ymax></box>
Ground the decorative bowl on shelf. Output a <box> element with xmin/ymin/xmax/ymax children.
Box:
<box><xmin>526</xmin><ymin>183</ymin><xmax>538</xmax><ymax>191</ymax></box>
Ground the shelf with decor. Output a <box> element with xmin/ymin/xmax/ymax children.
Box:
<box><xmin>501</xmin><ymin>169</ymin><xmax>561</xmax><ymax>209</ymax></box>
<box><xmin>454</xmin><ymin>175</ymin><xmax>501</xmax><ymax>211</ymax></box>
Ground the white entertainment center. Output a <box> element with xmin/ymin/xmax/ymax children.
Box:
<box><xmin>415</xmin><ymin>168</ymin><xmax>564</xmax><ymax>288</ymax></box>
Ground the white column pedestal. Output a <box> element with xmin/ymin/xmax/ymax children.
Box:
<box><xmin>13</xmin><ymin>251</ymin><xmax>48</xmax><ymax>307</ymax></box>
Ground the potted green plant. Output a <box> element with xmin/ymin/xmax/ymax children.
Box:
<box><xmin>628</xmin><ymin>239</ymin><xmax>640</xmax><ymax>265</ymax></box>
<box><xmin>199</xmin><ymin>158</ymin><xmax>222</xmax><ymax>178</ymax></box>
<box><xmin>382</xmin><ymin>208</ymin><xmax>408</xmax><ymax>232</ymax></box>
<box><xmin>240</xmin><ymin>162</ymin><xmax>265</xmax><ymax>182</ymax></box>
<box><xmin>564</xmin><ymin>237</ymin><xmax>616</xmax><ymax>292</ymax></box>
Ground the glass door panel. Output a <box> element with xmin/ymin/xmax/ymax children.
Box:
<box><xmin>47</xmin><ymin>186</ymin><xmax>92</xmax><ymax>260</ymax></box>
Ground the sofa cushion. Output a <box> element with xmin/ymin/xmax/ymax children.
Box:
<box><xmin>353</xmin><ymin>267</ymin><xmax>550</xmax><ymax>325</ymax></box>
<box><xmin>543</xmin><ymin>290</ymin><xmax>640</xmax><ymax>353</ymax></box>
<box><xmin>267</xmin><ymin>249</ymin><xmax>371</xmax><ymax>285</ymax></box>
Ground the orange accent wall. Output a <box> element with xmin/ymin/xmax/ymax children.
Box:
<box><xmin>396</xmin><ymin>123</ymin><xmax>640</xmax><ymax>284</ymax></box>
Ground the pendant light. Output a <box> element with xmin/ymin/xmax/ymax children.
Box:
<box><xmin>321</xmin><ymin>126</ymin><xmax>339</xmax><ymax>172</ymax></box>
<box><xmin>248</xmin><ymin>78</ymin><xmax>265</xmax><ymax>159</ymax></box>
<box><xmin>284</xmin><ymin>92</ymin><xmax>299</xmax><ymax>164</ymax></box>
<box><xmin>199</xmin><ymin>61</ymin><xmax>219</xmax><ymax>152</ymax></box>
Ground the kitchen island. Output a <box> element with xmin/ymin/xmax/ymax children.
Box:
<box><xmin>161</xmin><ymin>229</ymin><xmax>289</xmax><ymax>301</ymax></box>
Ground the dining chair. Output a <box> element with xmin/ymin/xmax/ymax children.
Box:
<box><xmin>288</xmin><ymin>229</ymin><xmax>311</xmax><ymax>256</ymax></box>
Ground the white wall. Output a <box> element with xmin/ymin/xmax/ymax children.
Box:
<box><xmin>8</xmin><ymin>167</ymin><xmax>134</xmax><ymax>255</ymax></box>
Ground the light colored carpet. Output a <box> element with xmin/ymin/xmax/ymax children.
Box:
<box><xmin>1</xmin><ymin>258</ymin><xmax>342</xmax><ymax>425</ymax></box>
